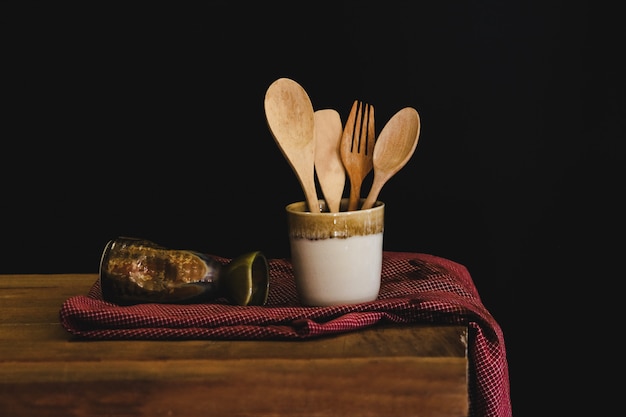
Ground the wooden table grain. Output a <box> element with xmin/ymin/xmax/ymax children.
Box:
<box><xmin>0</xmin><ymin>274</ymin><xmax>469</xmax><ymax>417</ymax></box>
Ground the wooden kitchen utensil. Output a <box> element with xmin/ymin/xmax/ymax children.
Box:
<box><xmin>361</xmin><ymin>107</ymin><xmax>420</xmax><ymax>210</ymax></box>
<box><xmin>264</xmin><ymin>78</ymin><xmax>320</xmax><ymax>212</ymax></box>
<box><xmin>314</xmin><ymin>109</ymin><xmax>345</xmax><ymax>213</ymax></box>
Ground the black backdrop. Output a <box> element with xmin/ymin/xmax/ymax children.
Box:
<box><xmin>3</xmin><ymin>1</ymin><xmax>623</xmax><ymax>415</ymax></box>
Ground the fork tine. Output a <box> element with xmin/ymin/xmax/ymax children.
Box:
<box><xmin>353</xmin><ymin>100</ymin><xmax>363</xmax><ymax>152</ymax></box>
<box><xmin>365</xmin><ymin>103</ymin><xmax>375</xmax><ymax>157</ymax></box>
<box><xmin>345</xmin><ymin>100</ymin><xmax>358</xmax><ymax>152</ymax></box>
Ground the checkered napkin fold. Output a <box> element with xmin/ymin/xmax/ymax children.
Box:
<box><xmin>60</xmin><ymin>251</ymin><xmax>511</xmax><ymax>417</ymax></box>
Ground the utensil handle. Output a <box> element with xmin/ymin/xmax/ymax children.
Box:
<box><xmin>361</xmin><ymin>179</ymin><xmax>383</xmax><ymax>210</ymax></box>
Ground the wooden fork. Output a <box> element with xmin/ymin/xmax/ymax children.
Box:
<box><xmin>340</xmin><ymin>100</ymin><xmax>375</xmax><ymax>211</ymax></box>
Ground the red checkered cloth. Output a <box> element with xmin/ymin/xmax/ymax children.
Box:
<box><xmin>60</xmin><ymin>251</ymin><xmax>511</xmax><ymax>417</ymax></box>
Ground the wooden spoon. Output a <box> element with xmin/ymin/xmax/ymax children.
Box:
<box><xmin>361</xmin><ymin>107</ymin><xmax>421</xmax><ymax>210</ymax></box>
<box><xmin>314</xmin><ymin>109</ymin><xmax>345</xmax><ymax>213</ymax></box>
<box><xmin>264</xmin><ymin>78</ymin><xmax>319</xmax><ymax>212</ymax></box>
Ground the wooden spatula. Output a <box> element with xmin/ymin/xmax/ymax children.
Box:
<box><xmin>314</xmin><ymin>109</ymin><xmax>345</xmax><ymax>213</ymax></box>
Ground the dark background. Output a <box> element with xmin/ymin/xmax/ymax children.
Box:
<box><xmin>2</xmin><ymin>1</ymin><xmax>623</xmax><ymax>415</ymax></box>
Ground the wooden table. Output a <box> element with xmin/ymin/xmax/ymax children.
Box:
<box><xmin>0</xmin><ymin>274</ymin><xmax>469</xmax><ymax>417</ymax></box>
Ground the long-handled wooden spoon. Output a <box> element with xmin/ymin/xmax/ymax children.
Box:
<box><xmin>361</xmin><ymin>107</ymin><xmax>421</xmax><ymax>210</ymax></box>
<box><xmin>264</xmin><ymin>78</ymin><xmax>320</xmax><ymax>212</ymax></box>
<box><xmin>314</xmin><ymin>109</ymin><xmax>344</xmax><ymax>213</ymax></box>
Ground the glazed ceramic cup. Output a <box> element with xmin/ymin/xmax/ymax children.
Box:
<box><xmin>285</xmin><ymin>198</ymin><xmax>384</xmax><ymax>306</ymax></box>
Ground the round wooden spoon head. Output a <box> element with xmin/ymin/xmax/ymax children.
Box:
<box><xmin>264</xmin><ymin>78</ymin><xmax>319</xmax><ymax>212</ymax></box>
<box><xmin>314</xmin><ymin>109</ymin><xmax>345</xmax><ymax>213</ymax></box>
<box><xmin>361</xmin><ymin>107</ymin><xmax>421</xmax><ymax>210</ymax></box>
